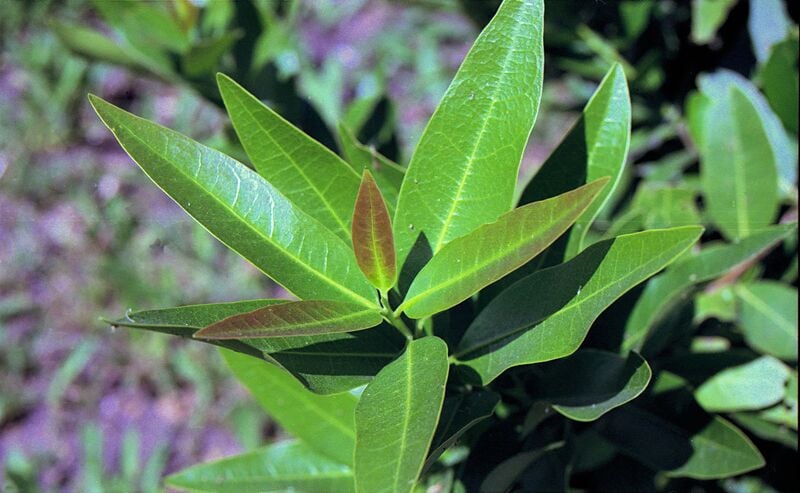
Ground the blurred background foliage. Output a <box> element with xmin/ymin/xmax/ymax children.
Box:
<box><xmin>0</xmin><ymin>0</ymin><xmax>796</xmax><ymax>491</ymax></box>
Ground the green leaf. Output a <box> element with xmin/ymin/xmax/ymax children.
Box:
<box><xmin>393</xmin><ymin>0</ymin><xmax>544</xmax><ymax>267</ymax></box>
<box><xmin>354</xmin><ymin>337</ymin><xmax>449</xmax><ymax>493</ymax></box>
<box><xmin>479</xmin><ymin>442</ymin><xmax>565</xmax><ymax>493</ymax></box>
<box><xmin>338</xmin><ymin>123</ymin><xmax>404</xmax><ymax>211</ymax></box>
<box><xmin>194</xmin><ymin>300</ymin><xmax>383</xmax><ymax>339</ymax></box>
<box><xmin>691</xmin><ymin>0</ymin><xmax>736</xmax><ymax>44</ymax></box>
<box><xmin>759</xmin><ymin>35</ymin><xmax>799</xmax><ymax>133</ymax></box>
<box><xmin>748</xmin><ymin>0</ymin><xmax>791</xmax><ymax>63</ymax></box>
<box><xmin>182</xmin><ymin>31</ymin><xmax>242</xmax><ymax>77</ymax></box>
<box><xmin>423</xmin><ymin>390</ymin><xmax>500</xmax><ymax>472</ymax></box>
<box><xmin>622</xmin><ymin>224</ymin><xmax>795</xmax><ymax>351</ymax></box>
<box><xmin>695</xmin><ymin>356</ymin><xmax>790</xmax><ymax>412</ymax></box>
<box><xmin>630</xmin><ymin>183</ymin><xmax>701</xmax><ymax>230</ymax></box>
<box><xmin>730</xmin><ymin>413</ymin><xmax>798</xmax><ymax>450</ymax></box>
<box><xmin>519</xmin><ymin>64</ymin><xmax>631</xmax><ymax>260</ymax></box>
<box><xmin>352</xmin><ymin>172</ymin><xmax>397</xmax><ymax>292</ymax></box>
<box><xmin>217</xmin><ymin>74</ymin><xmax>361</xmax><ymax>241</ymax></box>
<box><xmin>530</xmin><ymin>350</ymin><xmax>652</xmax><ymax>421</ymax></box>
<box><xmin>50</xmin><ymin>21</ymin><xmax>148</xmax><ymax>71</ymax></box>
<box><xmin>601</xmin><ymin>407</ymin><xmax>765</xmax><ymax>479</ymax></box>
<box><xmin>89</xmin><ymin>95</ymin><xmax>376</xmax><ymax>306</ymax></box>
<box><xmin>399</xmin><ymin>179</ymin><xmax>608</xmax><ymax>319</ymax></box>
<box><xmin>221</xmin><ymin>350</ymin><xmax>357</xmax><ymax>465</ymax></box>
<box><xmin>456</xmin><ymin>226</ymin><xmax>702</xmax><ymax>384</ymax></box>
<box><xmin>166</xmin><ymin>440</ymin><xmax>354</xmax><ymax>493</ymax></box>
<box><xmin>697</xmin><ymin>87</ymin><xmax>779</xmax><ymax>239</ymax></box>
<box><xmin>736</xmin><ymin>281</ymin><xmax>798</xmax><ymax>361</ymax></box>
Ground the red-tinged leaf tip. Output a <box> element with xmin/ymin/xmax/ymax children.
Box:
<box><xmin>352</xmin><ymin>170</ymin><xmax>397</xmax><ymax>292</ymax></box>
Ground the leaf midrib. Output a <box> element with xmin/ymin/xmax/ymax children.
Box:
<box><xmin>221</xmin><ymin>308</ymin><xmax>380</xmax><ymax>336</ymax></box>
<box><xmin>112</xmin><ymin>120</ymin><xmax>373</xmax><ymax>307</ymax></box>
<box><xmin>736</xmin><ymin>286</ymin><xmax>795</xmax><ymax>337</ymax></box>
<box><xmin>393</xmin><ymin>343</ymin><xmax>413</xmax><ymax>492</ymax></box>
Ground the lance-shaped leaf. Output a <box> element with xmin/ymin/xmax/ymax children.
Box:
<box><xmin>519</xmin><ymin>63</ymin><xmax>631</xmax><ymax>260</ymax></box>
<box><xmin>352</xmin><ymin>171</ymin><xmax>397</xmax><ymax>292</ymax></box>
<box><xmin>338</xmin><ymin>123</ymin><xmax>404</xmax><ymax>211</ymax></box>
<box><xmin>166</xmin><ymin>440</ymin><xmax>354</xmax><ymax>493</ymax></box>
<box><xmin>217</xmin><ymin>74</ymin><xmax>361</xmax><ymax>241</ymax></box>
<box><xmin>393</xmin><ymin>0</ymin><xmax>544</xmax><ymax>267</ymax></box>
<box><xmin>622</xmin><ymin>224</ymin><xmax>795</xmax><ymax>351</ymax></box>
<box><xmin>528</xmin><ymin>349</ymin><xmax>652</xmax><ymax>421</ymax></box>
<box><xmin>399</xmin><ymin>179</ymin><xmax>608</xmax><ymax>319</ymax></box>
<box><xmin>89</xmin><ymin>95</ymin><xmax>376</xmax><ymax>306</ymax></box>
<box><xmin>456</xmin><ymin>226</ymin><xmax>702</xmax><ymax>385</ymax></box>
<box><xmin>221</xmin><ymin>349</ymin><xmax>357</xmax><ymax>465</ymax></box>
<box><xmin>194</xmin><ymin>300</ymin><xmax>382</xmax><ymax>339</ymax></box>
<box><xmin>695</xmin><ymin>356</ymin><xmax>790</xmax><ymax>412</ymax></box>
<box><xmin>736</xmin><ymin>281</ymin><xmax>798</xmax><ymax>361</ymax></box>
<box><xmin>354</xmin><ymin>337</ymin><xmax>449</xmax><ymax>493</ymax></box>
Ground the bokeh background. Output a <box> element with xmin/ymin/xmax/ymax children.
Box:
<box><xmin>1</xmin><ymin>0</ymin><xmax>797</xmax><ymax>491</ymax></box>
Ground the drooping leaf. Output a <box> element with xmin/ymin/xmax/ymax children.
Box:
<box><xmin>691</xmin><ymin>0</ymin><xmax>736</xmax><ymax>44</ymax></box>
<box><xmin>735</xmin><ymin>281</ymin><xmax>798</xmax><ymax>361</ymax></box>
<box><xmin>221</xmin><ymin>350</ymin><xmax>357</xmax><ymax>465</ymax></box>
<box><xmin>399</xmin><ymin>179</ymin><xmax>608</xmax><ymax>319</ymax></box>
<box><xmin>194</xmin><ymin>300</ymin><xmax>382</xmax><ymax>339</ymax></box>
<box><xmin>601</xmin><ymin>406</ymin><xmax>765</xmax><ymax>479</ymax></box>
<box><xmin>351</xmin><ymin>171</ymin><xmax>397</xmax><ymax>292</ymax></box>
<box><xmin>393</xmin><ymin>0</ymin><xmax>545</xmax><ymax>267</ymax></box>
<box><xmin>166</xmin><ymin>440</ymin><xmax>354</xmax><ymax>493</ymax></box>
<box><xmin>89</xmin><ymin>95</ymin><xmax>376</xmax><ymax>306</ymax></box>
<box><xmin>730</xmin><ymin>413</ymin><xmax>798</xmax><ymax>450</ymax></box>
<box><xmin>217</xmin><ymin>74</ymin><xmax>361</xmax><ymax>241</ymax></box>
<box><xmin>622</xmin><ymin>224</ymin><xmax>795</xmax><ymax>351</ymax></box>
<box><xmin>423</xmin><ymin>390</ymin><xmax>500</xmax><ymax>471</ymax></box>
<box><xmin>354</xmin><ymin>337</ymin><xmax>448</xmax><ymax>493</ymax></box>
<box><xmin>338</xmin><ymin>123</ymin><xmax>404</xmax><ymax>211</ymax></box>
<box><xmin>456</xmin><ymin>227</ymin><xmax>702</xmax><ymax>384</ymax></box>
<box><xmin>520</xmin><ymin>64</ymin><xmax>630</xmax><ymax>260</ymax></box>
<box><xmin>529</xmin><ymin>350</ymin><xmax>652</xmax><ymax>421</ymax></box>
<box><xmin>695</xmin><ymin>356</ymin><xmax>790</xmax><ymax>412</ymax></box>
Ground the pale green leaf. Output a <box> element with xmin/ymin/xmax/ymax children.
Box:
<box><xmin>691</xmin><ymin>0</ymin><xmax>736</xmax><ymax>44</ymax></box>
<box><xmin>695</xmin><ymin>356</ymin><xmax>790</xmax><ymax>412</ymax></box>
<box><xmin>354</xmin><ymin>337</ymin><xmax>449</xmax><ymax>493</ymax></box>
<box><xmin>736</xmin><ymin>281</ymin><xmax>798</xmax><ymax>361</ymax></box>
<box><xmin>748</xmin><ymin>0</ymin><xmax>791</xmax><ymax>63</ymax></box>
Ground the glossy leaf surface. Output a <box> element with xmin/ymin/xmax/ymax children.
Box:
<box><xmin>166</xmin><ymin>440</ymin><xmax>353</xmax><ymax>493</ymax></box>
<box><xmin>393</xmin><ymin>0</ymin><xmax>544</xmax><ymax>266</ymax></box>
<box><xmin>736</xmin><ymin>281</ymin><xmax>798</xmax><ymax>361</ymax></box>
<box><xmin>695</xmin><ymin>356</ymin><xmax>790</xmax><ymax>412</ymax></box>
<box><xmin>89</xmin><ymin>95</ymin><xmax>376</xmax><ymax>306</ymax></box>
<box><xmin>400</xmin><ymin>179</ymin><xmax>608</xmax><ymax>319</ymax></box>
<box><xmin>622</xmin><ymin>224</ymin><xmax>795</xmax><ymax>351</ymax></box>
<box><xmin>456</xmin><ymin>227</ymin><xmax>702</xmax><ymax>384</ymax></box>
<box><xmin>351</xmin><ymin>172</ymin><xmax>397</xmax><ymax>292</ymax></box>
<box><xmin>354</xmin><ymin>337</ymin><xmax>448</xmax><ymax>493</ymax></box>
<box><xmin>218</xmin><ymin>74</ymin><xmax>361</xmax><ymax>241</ymax></box>
<box><xmin>195</xmin><ymin>300</ymin><xmax>382</xmax><ymax>339</ymax></box>
<box><xmin>530</xmin><ymin>350</ymin><xmax>651</xmax><ymax>421</ymax></box>
<box><xmin>221</xmin><ymin>350</ymin><xmax>357</xmax><ymax>465</ymax></box>
<box><xmin>519</xmin><ymin>63</ymin><xmax>630</xmax><ymax>259</ymax></box>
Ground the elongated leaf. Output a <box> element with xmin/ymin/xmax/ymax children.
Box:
<box><xmin>601</xmin><ymin>407</ymin><xmax>764</xmax><ymax>479</ymax></box>
<box><xmin>730</xmin><ymin>413</ymin><xmax>798</xmax><ymax>449</ymax></box>
<box><xmin>352</xmin><ymin>172</ymin><xmax>397</xmax><ymax>292</ymax></box>
<box><xmin>166</xmin><ymin>440</ymin><xmax>354</xmax><ymax>493</ymax></box>
<box><xmin>736</xmin><ymin>281</ymin><xmax>798</xmax><ymax>361</ymax></box>
<box><xmin>217</xmin><ymin>74</ymin><xmax>361</xmax><ymax>241</ymax></box>
<box><xmin>51</xmin><ymin>21</ymin><xmax>149</xmax><ymax>71</ymax></box>
<box><xmin>354</xmin><ymin>337</ymin><xmax>448</xmax><ymax>493</ymax></box>
<box><xmin>89</xmin><ymin>95</ymin><xmax>376</xmax><ymax>306</ymax></box>
<box><xmin>221</xmin><ymin>350</ymin><xmax>357</xmax><ymax>465</ymax></box>
<box><xmin>622</xmin><ymin>224</ymin><xmax>795</xmax><ymax>351</ymax></box>
<box><xmin>479</xmin><ymin>442</ymin><xmax>565</xmax><ymax>493</ymax></box>
<box><xmin>456</xmin><ymin>227</ymin><xmax>702</xmax><ymax>384</ymax></box>
<box><xmin>695</xmin><ymin>356</ymin><xmax>790</xmax><ymax>412</ymax></box>
<box><xmin>423</xmin><ymin>390</ymin><xmax>500</xmax><ymax>471</ymax></box>
<box><xmin>519</xmin><ymin>63</ymin><xmax>631</xmax><ymax>259</ymax></box>
<box><xmin>759</xmin><ymin>35</ymin><xmax>799</xmax><ymax>133</ymax></box>
<box><xmin>530</xmin><ymin>350</ymin><xmax>651</xmax><ymax>421</ymax></box>
<box><xmin>338</xmin><ymin>123</ymin><xmax>404</xmax><ymax>211</ymax></box>
<box><xmin>399</xmin><ymin>179</ymin><xmax>608</xmax><ymax>319</ymax></box>
<box><xmin>393</xmin><ymin>0</ymin><xmax>544</xmax><ymax>267</ymax></box>
<box><xmin>195</xmin><ymin>300</ymin><xmax>382</xmax><ymax>339</ymax></box>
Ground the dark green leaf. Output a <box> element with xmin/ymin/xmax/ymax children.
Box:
<box><xmin>399</xmin><ymin>179</ymin><xmax>608</xmax><ymax>319</ymax></box>
<box><xmin>354</xmin><ymin>337</ymin><xmax>449</xmax><ymax>493</ymax></box>
<box><xmin>759</xmin><ymin>35</ymin><xmax>799</xmax><ymax>133</ymax></box>
<box><xmin>394</xmin><ymin>0</ymin><xmax>544</xmax><ymax>267</ymax></box>
<box><xmin>89</xmin><ymin>95</ymin><xmax>376</xmax><ymax>306</ymax></box>
<box><xmin>736</xmin><ymin>281</ymin><xmax>798</xmax><ymax>361</ymax></box>
<box><xmin>456</xmin><ymin>227</ymin><xmax>702</xmax><ymax>384</ymax></box>
<box><xmin>479</xmin><ymin>442</ymin><xmax>565</xmax><ymax>493</ymax></box>
<box><xmin>182</xmin><ymin>31</ymin><xmax>241</xmax><ymax>77</ymax></box>
<box><xmin>352</xmin><ymin>171</ymin><xmax>397</xmax><ymax>292</ymax></box>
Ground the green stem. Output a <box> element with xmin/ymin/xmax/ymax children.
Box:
<box><xmin>380</xmin><ymin>293</ymin><xmax>413</xmax><ymax>340</ymax></box>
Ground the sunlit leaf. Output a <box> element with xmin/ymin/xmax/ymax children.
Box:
<box><xmin>352</xmin><ymin>171</ymin><xmax>397</xmax><ymax>292</ymax></box>
<box><xmin>695</xmin><ymin>356</ymin><xmax>790</xmax><ymax>412</ymax></box>
<box><xmin>736</xmin><ymin>281</ymin><xmax>798</xmax><ymax>361</ymax></box>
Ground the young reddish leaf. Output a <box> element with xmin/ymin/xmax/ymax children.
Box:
<box><xmin>352</xmin><ymin>171</ymin><xmax>397</xmax><ymax>293</ymax></box>
<box><xmin>195</xmin><ymin>300</ymin><xmax>382</xmax><ymax>339</ymax></box>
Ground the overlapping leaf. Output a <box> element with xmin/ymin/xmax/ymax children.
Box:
<box><xmin>695</xmin><ymin>356</ymin><xmax>790</xmax><ymax>412</ymax></box>
<box><xmin>338</xmin><ymin>123</ymin><xmax>404</xmax><ymax>211</ymax></box>
<box><xmin>456</xmin><ymin>226</ymin><xmax>702</xmax><ymax>384</ymax></box>
<box><xmin>736</xmin><ymin>281</ymin><xmax>798</xmax><ymax>361</ymax></box>
<box><xmin>351</xmin><ymin>172</ymin><xmax>397</xmax><ymax>292</ymax></box>
<box><xmin>89</xmin><ymin>95</ymin><xmax>376</xmax><ymax>306</ymax></box>
<box><xmin>399</xmin><ymin>179</ymin><xmax>608</xmax><ymax>319</ymax></box>
<box><xmin>393</xmin><ymin>0</ymin><xmax>544</xmax><ymax>267</ymax></box>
